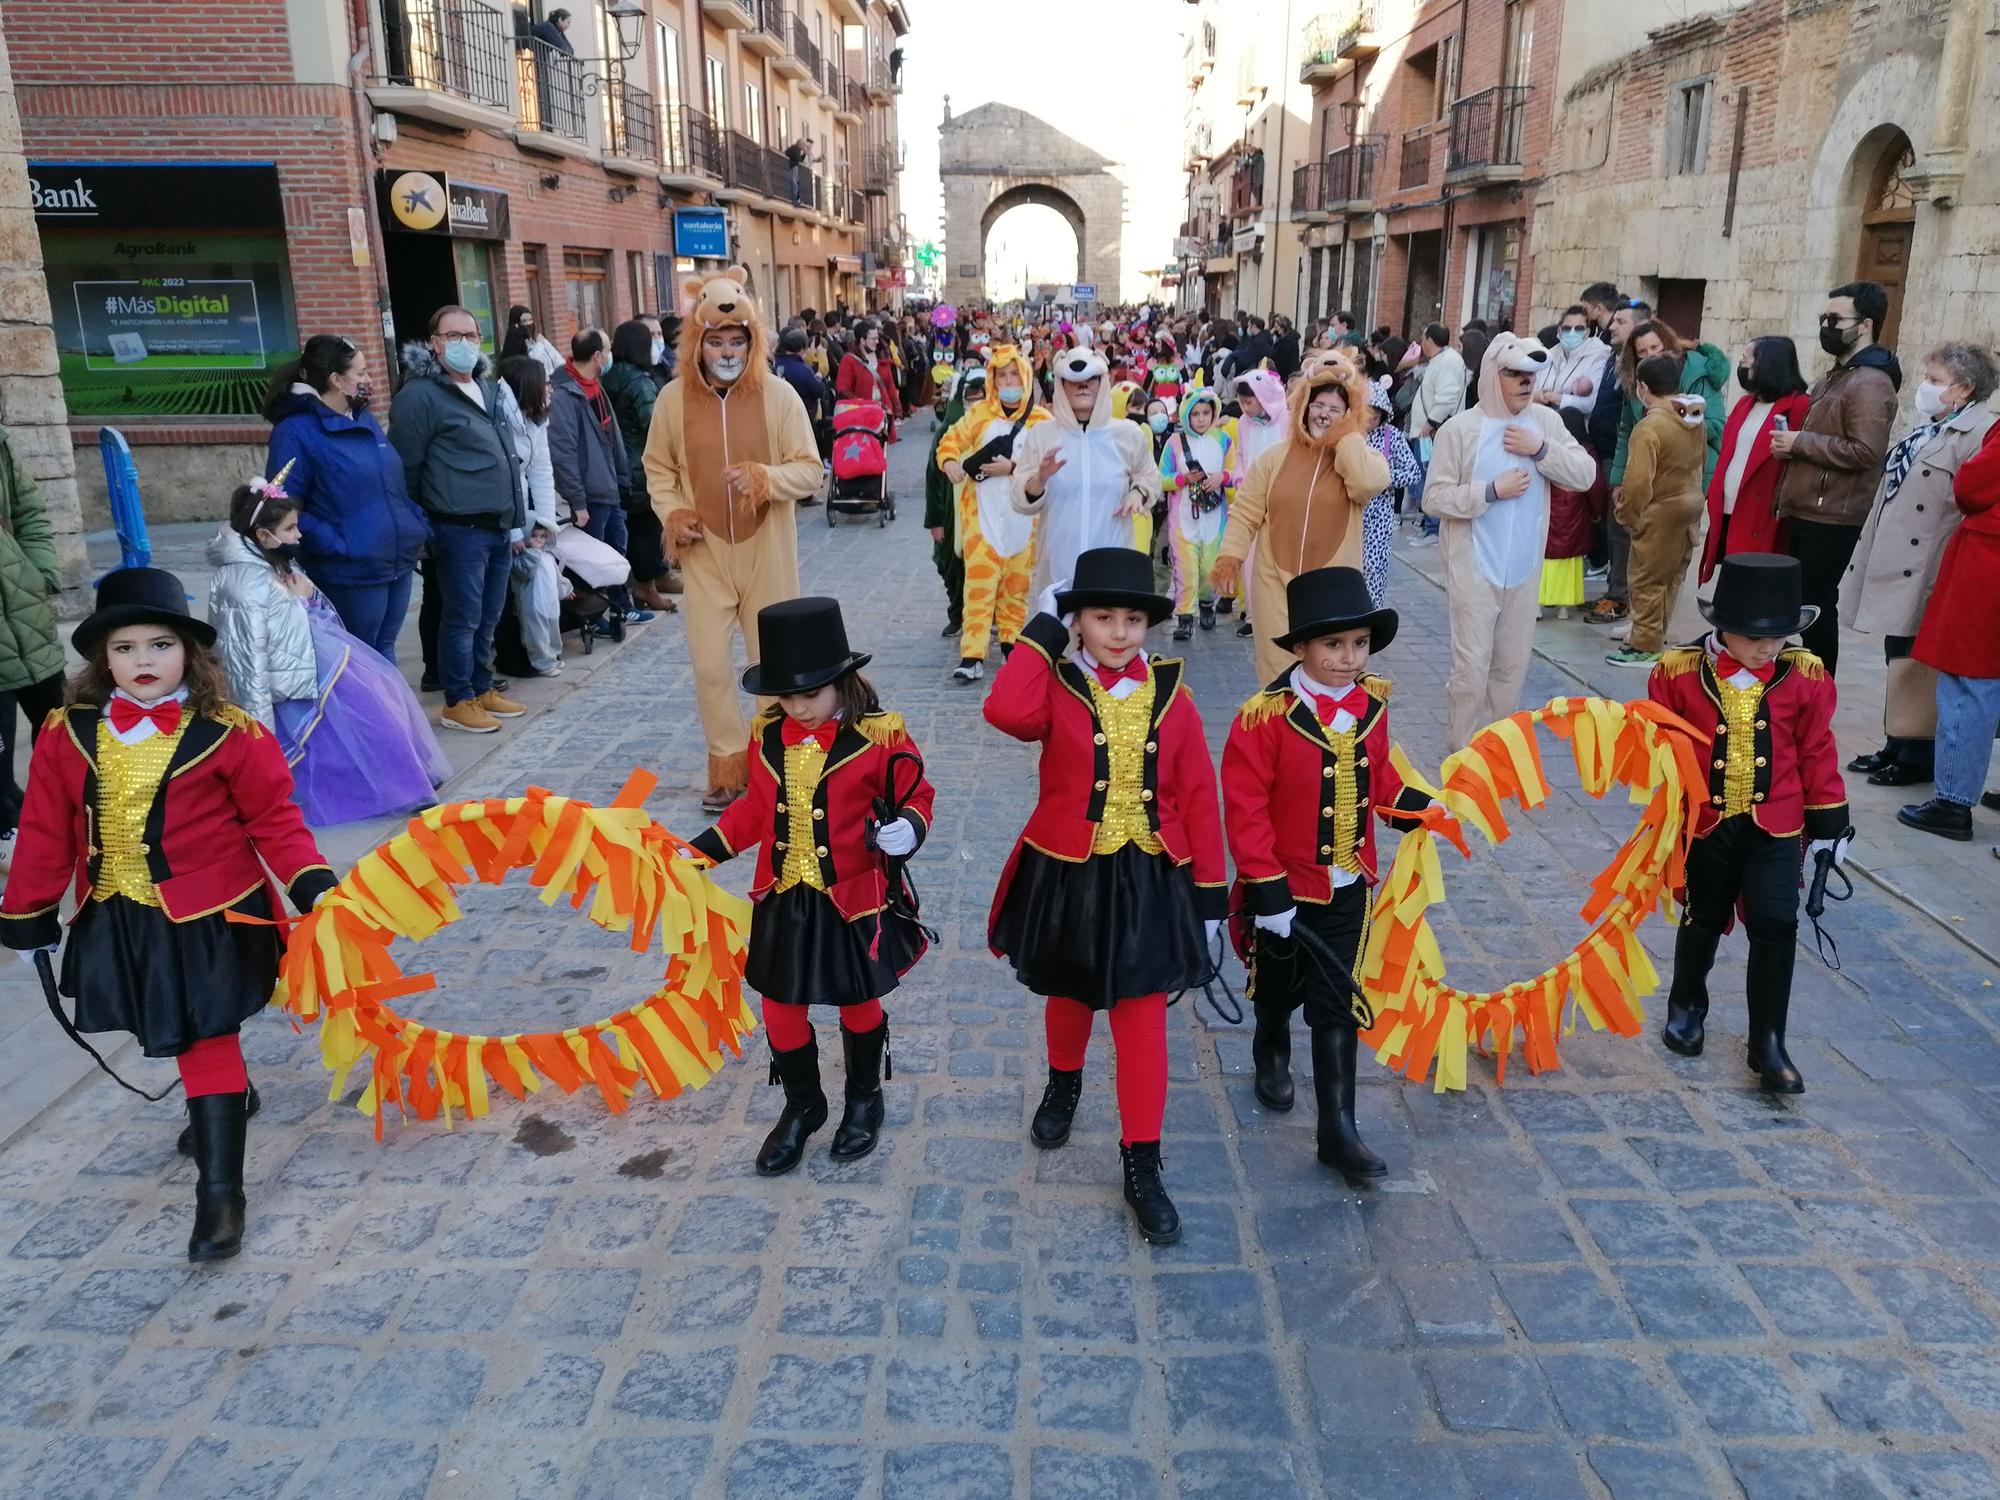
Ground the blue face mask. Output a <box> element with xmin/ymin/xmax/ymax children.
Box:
<box><xmin>441</xmin><ymin>340</ymin><xmax>480</xmax><ymax>375</ymax></box>
<box><xmin>1557</xmin><ymin>327</ymin><xmax>1586</xmax><ymax>353</ymax></box>
<box><xmin>1149</xmin><ymin>414</ymin><xmax>1170</xmax><ymax>433</ymax></box>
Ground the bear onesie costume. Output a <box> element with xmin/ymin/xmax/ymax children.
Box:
<box><xmin>644</xmin><ymin>267</ymin><xmax>822</xmax><ymax>804</ymax></box>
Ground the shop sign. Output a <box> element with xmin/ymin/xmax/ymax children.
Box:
<box><xmin>673</xmin><ymin>207</ymin><xmax>730</xmax><ymax>259</ymax></box>
<box><xmin>30</xmin><ymin>161</ymin><xmax>296</xmax><ymax>418</ymax></box>
<box><xmin>377</xmin><ymin>171</ymin><xmax>510</xmax><ymax>239</ymax></box>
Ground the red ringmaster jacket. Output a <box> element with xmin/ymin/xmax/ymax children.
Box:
<box><xmin>1220</xmin><ymin>671</ymin><xmax>1432</xmax><ymax>912</ymax></box>
<box><xmin>981</xmin><ymin>612</ymin><xmax>1229</xmax><ymax>926</ymax></box>
<box><xmin>689</xmin><ymin>710</ymin><xmax>935</xmax><ymax>920</ymax></box>
<box><xmin>1914</xmin><ymin>419</ymin><xmax>2000</xmax><ymax>680</ymax></box>
<box><xmin>1646</xmin><ymin>646</ymin><xmax>1848</xmax><ymax>841</ymax></box>
<box><xmin>0</xmin><ymin>704</ymin><xmax>337</xmax><ymax>949</ymax></box>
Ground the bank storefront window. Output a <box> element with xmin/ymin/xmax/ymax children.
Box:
<box><xmin>30</xmin><ymin>161</ymin><xmax>297</xmax><ymax>418</ymax></box>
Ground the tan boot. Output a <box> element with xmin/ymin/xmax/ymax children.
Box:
<box><xmin>478</xmin><ymin>688</ymin><xmax>526</xmax><ymax>718</ymax></box>
<box><xmin>441</xmin><ymin>699</ymin><xmax>501</xmax><ymax>734</ymax></box>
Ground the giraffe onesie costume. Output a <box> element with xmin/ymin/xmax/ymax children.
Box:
<box><xmin>935</xmin><ymin>346</ymin><xmax>1049</xmax><ymax>664</ymax></box>
<box><xmin>644</xmin><ymin>266</ymin><xmax>822</xmax><ymax>803</ymax></box>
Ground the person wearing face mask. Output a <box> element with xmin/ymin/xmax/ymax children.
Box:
<box><xmin>1841</xmin><ymin>341</ymin><xmax>2000</xmax><ymax>793</ymax></box>
<box><xmin>936</xmin><ymin>346</ymin><xmax>1052</xmax><ymax>682</ymax></box>
<box><xmin>834</xmin><ymin>318</ymin><xmax>904</xmax><ymax>433</ymax></box>
<box><xmin>500</xmin><ymin>304</ymin><xmax>563</xmax><ymax>377</ymax></box>
<box><xmin>262</xmin><ymin>335</ymin><xmax>430</xmax><ymax>664</ymax></box>
<box><xmin>1770</xmin><ymin>280</ymin><xmax>1904</xmax><ymax>674</ymax></box>
<box><xmin>1531</xmin><ymin>305</ymin><xmax>1612</xmax><ymax>416</ymax></box>
<box><xmin>205</xmin><ymin>477</ymin><xmax>448</xmax><ymax>825</ymax></box>
<box><xmin>1702</xmin><ymin>337</ymin><xmax>1812</xmax><ymax>585</ymax></box>
<box><xmin>601</xmin><ymin>320</ymin><xmax>679</xmax><ymax>614</ymax></box>
<box><xmin>643</xmin><ymin>267</ymin><xmax>821</xmax><ymax>812</ymax></box>
<box><xmin>550</xmin><ymin>327</ymin><xmax>650</xmax><ymax>630</ymax></box>
<box><xmin>1423</xmin><ymin>335</ymin><xmax>1599</xmax><ymax>748</ymax></box>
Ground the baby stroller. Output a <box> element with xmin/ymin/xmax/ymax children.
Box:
<box><xmin>827</xmin><ymin>398</ymin><xmax>895</xmax><ymax>527</ymax></box>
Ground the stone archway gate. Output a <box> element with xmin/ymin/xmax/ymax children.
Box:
<box><xmin>940</xmin><ymin>102</ymin><xmax>1124</xmax><ymax>307</ymax></box>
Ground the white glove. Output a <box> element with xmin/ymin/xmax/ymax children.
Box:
<box><xmin>874</xmin><ymin>817</ymin><xmax>918</xmax><ymax>857</ymax></box>
<box><xmin>16</xmin><ymin>943</ymin><xmax>59</xmax><ymax>967</ymax></box>
<box><xmin>1253</xmin><ymin>907</ymin><xmax>1296</xmax><ymax>939</ymax></box>
<box><xmin>1204</xmin><ymin>918</ymin><xmax>1223</xmax><ymax>946</ymax></box>
<box><xmin>1807</xmin><ymin>835</ymin><xmax>1852</xmax><ymax>869</ymax></box>
<box><xmin>1037</xmin><ymin>578</ymin><xmax>1073</xmax><ymax>626</ymax></box>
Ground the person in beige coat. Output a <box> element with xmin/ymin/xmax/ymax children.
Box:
<box><xmin>1841</xmin><ymin>341</ymin><xmax>2000</xmax><ymax>786</ymax></box>
<box><xmin>644</xmin><ymin>267</ymin><xmax>821</xmax><ymax>811</ymax></box>
<box><xmin>1212</xmin><ymin>351</ymin><xmax>1391</xmax><ymax>683</ymax></box>
<box><xmin>1423</xmin><ymin>333</ymin><xmax>1598</xmax><ymax>748</ymax></box>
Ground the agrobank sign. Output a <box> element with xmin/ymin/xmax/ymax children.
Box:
<box><xmin>26</xmin><ymin>162</ymin><xmax>288</xmax><ymax>232</ymax></box>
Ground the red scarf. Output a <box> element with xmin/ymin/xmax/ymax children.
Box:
<box><xmin>565</xmin><ymin>360</ymin><xmax>614</xmax><ymax>433</ymax></box>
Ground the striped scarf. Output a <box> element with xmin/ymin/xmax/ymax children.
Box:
<box><xmin>1882</xmin><ymin>415</ymin><xmax>1949</xmax><ymax>505</ymax></box>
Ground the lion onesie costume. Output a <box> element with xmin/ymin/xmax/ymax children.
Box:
<box><xmin>644</xmin><ymin>267</ymin><xmax>822</xmax><ymax>803</ymax></box>
<box><xmin>1421</xmin><ymin>332</ymin><xmax>1598</xmax><ymax>749</ymax></box>
<box><xmin>1213</xmin><ymin>350</ymin><xmax>1392</xmax><ymax>683</ymax></box>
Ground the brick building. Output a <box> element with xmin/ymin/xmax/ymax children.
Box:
<box><xmin>1531</xmin><ymin>0</ymin><xmax>1983</xmax><ymax>370</ymax></box>
<box><xmin>10</xmin><ymin>0</ymin><xmax>911</xmax><ymax>523</ymax></box>
<box><xmin>1286</xmin><ymin>0</ymin><xmax>1560</xmax><ymax>341</ymax></box>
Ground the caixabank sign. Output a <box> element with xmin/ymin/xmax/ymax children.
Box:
<box><xmin>376</xmin><ymin>170</ymin><xmax>511</xmax><ymax>240</ymax></box>
<box><xmin>29</xmin><ymin>162</ymin><xmax>297</xmax><ymax>418</ymax></box>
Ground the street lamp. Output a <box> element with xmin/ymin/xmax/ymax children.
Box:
<box><xmin>605</xmin><ymin>2</ymin><xmax>645</xmax><ymax>61</ymax></box>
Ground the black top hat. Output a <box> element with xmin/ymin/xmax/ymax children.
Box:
<box><xmin>71</xmin><ymin>567</ymin><xmax>216</xmax><ymax>656</ymax></box>
<box><xmin>1699</xmin><ymin>553</ymin><xmax>1818</xmax><ymax>638</ymax></box>
<box><xmin>741</xmin><ymin>597</ymin><xmax>871</xmax><ymax>696</ymax></box>
<box><xmin>1273</xmin><ymin>566</ymin><xmax>1398</xmax><ymax>652</ymax></box>
<box><xmin>1054</xmin><ymin>546</ymin><xmax>1173</xmax><ymax>625</ymax></box>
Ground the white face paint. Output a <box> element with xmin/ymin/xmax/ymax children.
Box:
<box><xmin>704</xmin><ymin>353</ymin><xmax>748</xmax><ymax>384</ymax></box>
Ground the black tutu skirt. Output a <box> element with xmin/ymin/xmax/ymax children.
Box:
<box><xmin>61</xmin><ymin>889</ymin><xmax>282</xmax><ymax>1058</ymax></box>
<box><xmin>745</xmin><ymin>884</ymin><xmax>925</xmax><ymax>1006</ymax></box>
<box><xmin>990</xmin><ymin>843</ymin><xmax>1208</xmax><ymax>1010</ymax></box>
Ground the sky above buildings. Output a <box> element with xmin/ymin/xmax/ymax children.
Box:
<box><xmin>896</xmin><ymin>0</ymin><xmax>1189</xmax><ymax>302</ymax></box>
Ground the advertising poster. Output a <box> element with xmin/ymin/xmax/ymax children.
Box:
<box><xmin>31</xmin><ymin>163</ymin><xmax>299</xmax><ymax>418</ymax></box>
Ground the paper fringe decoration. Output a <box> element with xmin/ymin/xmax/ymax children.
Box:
<box><xmin>274</xmin><ymin>770</ymin><xmax>757</xmax><ymax>1138</ymax></box>
<box><xmin>1359</xmin><ymin>696</ymin><xmax>1705</xmax><ymax>1092</ymax></box>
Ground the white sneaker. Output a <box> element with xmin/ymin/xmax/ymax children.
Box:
<box><xmin>951</xmin><ymin>661</ymin><xmax>984</xmax><ymax>683</ymax></box>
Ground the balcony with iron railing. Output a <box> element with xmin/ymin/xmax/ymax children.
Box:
<box><xmin>662</xmin><ymin>105</ymin><xmax>725</xmax><ymax>183</ymax></box>
<box><xmin>838</xmin><ymin>78</ymin><xmax>866</xmax><ymax>122</ymax></box>
<box><xmin>701</xmin><ymin>0</ymin><xmax>756</xmax><ymax>28</ymax></box>
<box><xmin>601</xmin><ymin>78</ymin><xmax>657</xmax><ymax>167</ymax></box>
<box><xmin>745</xmin><ymin>0</ymin><xmax>787</xmax><ymax>57</ymax></box>
<box><xmin>371</xmin><ymin>0</ymin><xmax>516</xmax><ymax>131</ymax></box>
<box><xmin>1300</xmin><ymin>5</ymin><xmax>1378</xmax><ymax>84</ymax></box>
<box><xmin>1229</xmin><ymin>156</ymin><xmax>1265</xmax><ymax>218</ymax></box>
<box><xmin>789</xmin><ymin>16</ymin><xmax>822</xmax><ymax>89</ymax></box>
<box><xmin>861</xmin><ymin>144</ymin><xmax>897</xmax><ymax>195</ymax></box>
<box><xmin>516</xmin><ymin>36</ymin><xmax>587</xmax><ymax>145</ymax></box>
<box><xmin>1446</xmin><ymin>85</ymin><xmax>1529</xmax><ymax>184</ymax></box>
<box><xmin>1291</xmin><ymin>160</ymin><xmax>1327</xmax><ymax>221</ymax></box>
<box><xmin>1186</xmin><ymin>19</ymin><xmax>1216</xmax><ymax>85</ymax></box>
<box><xmin>1326</xmin><ymin>134</ymin><xmax>1383</xmax><ymax>208</ymax></box>
<box><xmin>1399</xmin><ymin>121</ymin><xmax>1434</xmax><ymax>190</ymax></box>
<box><xmin>861</xmin><ymin>52</ymin><xmax>891</xmax><ymax>102</ymax></box>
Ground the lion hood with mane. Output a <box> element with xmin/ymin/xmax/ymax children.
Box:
<box><xmin>676</xmin><ymin>264</ymin><xmax>772</xmax><ymax>392</ymax></box>
<box><xmin>1287</xmin><ymin>347</ymin><xmax>1371</xmax><ymax>452</ymax></box>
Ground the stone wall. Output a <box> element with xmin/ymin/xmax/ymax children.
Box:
<box><xmin>0</xmin><ymin>17</ymin><xmax>85</xmax><ymax>608</ymax></box>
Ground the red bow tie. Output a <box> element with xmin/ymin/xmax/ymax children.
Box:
<box><xmin>106</xmin><ymin>696</ymin><xmax>182</xmax><ymax>737</ymax></box>
<box><xmin>780</xmin><ymin>717</ymin><xmax>839</xmax><ymax>751</ymax></box>
<box><xmin>1715</xmin><ymin>651</ymin><xmax>1775</xmax><ymax>684</ymax></box>
<box><xmin>1312</xmin><ymin>685</ymin><xmax>1370</xmax><ymax>726</ymax></box>
<box><xmin>1091</xmin><ymin>657</ymin><xmax>1148</xmax><ymax>691</ymax></box>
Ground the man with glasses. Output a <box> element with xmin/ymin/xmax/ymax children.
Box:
<box><xmin>388</xmin><ymin>305</ymin><xmax>527</xmax><ymax>735</ymax></box>
<box><xmin>1770</xmin><ymin>280</ymin><xmax>1902</xmax><ymax>674</ymax></box>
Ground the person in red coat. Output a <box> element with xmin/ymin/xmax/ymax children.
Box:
<box><xmin>0</xmin><ymin>568</ymin><xmax>336</xmax><ymax>1262</ymax></box>
<box><xmin>1647</xmin><ymin>554</ymin><xmax>1850</xmax><ymax>1092</ymax></box>
<box><xmin>984</xmin><ymin>547</ymin><xmax>1227</xmax><ymax>1245</ymax></box>
<box><xmin>1220</xmin><ymin>567</ymin><xmax>1444</xmax><ymax>1178</ymax></box>
<box><xmin>1700</xmin><ymin>338</ymin><xmax>1811</xmax><ymax>582</ymax></box>
<box><xmin>689</xmin><ymin>598</ymin><xmax>934</xmax><ymax>1176</ymax></box>
<box><xmin>1902</xmin><ymin>420</ymin><xmax>2000</xmax><ymax>842</ymax></box>
<box><xmin>833</xmin><ymin>318</ymin><xmax>903</xmax><ymax>429</ymax></box>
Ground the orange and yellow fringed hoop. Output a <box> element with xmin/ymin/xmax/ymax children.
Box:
<box><xmin>274</xmin><ymin>769</ymin><xmax>756</xmax><ymax>1137</ymax></box>
<box><xmin>1358</xmin><ymin>696</ymin><xmax>1705</xmax><ymax>1092</ymax></box>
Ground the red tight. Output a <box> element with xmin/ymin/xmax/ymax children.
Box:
<box><xmin>762</xmin><ymin>997</ymin><xmax>885</xmax><ymax>1052</ymax></box>
<box><xmin>176</xmin><ymin>1033</ymin><xmax>248</xmax><ymax>1098</ymax></box>
<box><xmin>1044</xmin><ymin>993</ymin><xmax>1168</xmax><ymax>1145</ymax></box>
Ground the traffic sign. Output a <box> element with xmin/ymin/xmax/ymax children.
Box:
<box><xmin>1071</xmin><ymin>282</ymin><xmax>1097</xmax><ymax>303</ymax></box>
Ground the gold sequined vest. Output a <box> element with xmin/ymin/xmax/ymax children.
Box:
<box><xmin>93</xmin><ymin>720</ymin><xmax>188</xmax><ymax>905</ymax></box>
<box><xmin>773</xmin><ymin>738</ymin><xmax>830</xmax><ymax>891</ymax></box>
<box><xmin>1716</xmin><ymin>679</ymin><xmax>1764</xmax><ymax>818</ymax></box>
<box><xmin>1087</xmin><ymin>676</ymin><xmax>1164</xmax><ymax>856</ymax></box>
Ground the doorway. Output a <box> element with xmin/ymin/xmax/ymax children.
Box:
<box><xmin>1856</xmin><ymin>132</ymin><xmax>1915</xmax><ymax>348</ymax></box>
<box><xmin>1655</xmin><ymin>278</ymin><xmax>1706</xmax><ymax>341</ymax></box>
<box><xmin>1401</xmin><ymin>229</ymin><xmax>1443</xmax><ymax>338</ymax></box>
<box><xmin>383</xmin><ymin>235</ymin><xmax>460</xmax><ymax>355</ymax></box>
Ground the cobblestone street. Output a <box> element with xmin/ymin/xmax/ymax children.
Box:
<box><xmin>2</xmin><ymin>428</ymin><xmax>1999</xmax><ymax>1500</ymax></box>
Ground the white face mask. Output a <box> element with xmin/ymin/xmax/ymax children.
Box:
<box><xmin>651</xmin><ymin>339</ymin><xmax>666</xmax><ymax>365</ymax></box>
<box><xmin>1557</xmin><ymin>327</ymin><xmax>1586</xmax><ymax>352</ymax></box>
<box><xmin>704</xmin><ymin>352</ymin><xmax>747</xmax><ymax>384</ymax></box>
<box><xmin>1913</xmin><ymin>379</ymin><xmax>1953</xmax><ymax>420</ymax></box>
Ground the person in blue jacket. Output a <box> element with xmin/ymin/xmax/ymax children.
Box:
<box><xmin>263</xmin><ymin>335</ymin><xmax>430</xmax><ymax>660</ymax></box>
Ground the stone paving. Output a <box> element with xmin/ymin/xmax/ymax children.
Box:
<box><xmin>0</xmin><ymin>429</ymin><xmax>1998</xmax><ymax>1499</ymax></box>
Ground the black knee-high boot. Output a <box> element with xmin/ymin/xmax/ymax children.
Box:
<box><xmin>1311</xmin><ymin>1025</ymin><xmax>1386</xmax><ymax>1178</ymax></box>
<box><xmin>756</xmin><ymin>1039</ymin><xmax>829</xmax><ymax>1176</ymax></box>
<box><xmin>186</xmin><ymin>1093</ymin><xmax>249</xmax><ymax>1263</ymax></box>
<box><xmin>1662</xmin><ymin>923</ymin><xmax>1723</xmax><ymax>1057</ymax></box>
<box><xmin>178</xmin><ymin>1081</ymin><xmax>260</xmax><ymax>1157</ymax></box>
<box><xmin>1251</xmin><ymin>999</ymin><xmax>1295</xmax><ymax>1111</ymax></box>
<box><xmin>830</xmin><ymin>1022</ymin><xmax>889</xmax><ymax>1160</ymax></box>
<box><xmin>1745</xmin><ymin>928</ymin><xmax>1804</xmax><ymax>1094</ymax></box>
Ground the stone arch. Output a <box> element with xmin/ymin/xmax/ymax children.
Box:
<box><xmin>940</xmin><ymin>102</ymin><xmax>1124</xmax><ymax>306</ymax></box>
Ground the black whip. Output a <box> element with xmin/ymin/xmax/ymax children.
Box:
<box><xmin>1243</xmin><ymin>917</ymin><xmax>1377</xmax><ymax>1030</ymax></box>
<box><xmin>868</xmin><ymin>748</ymin><xmax>939</xmax><ymax>951</ymax></box>
<box><xmin>1804</xmin><ymin>826</ymin><xmax>1855</xmax><ymax>972</ymax></box>
<box><xmin>1172</xmin><ymin>927</ymin><xmax>1243</xmax><ymax>1027</ymax></box>
<box><xmin>32</xmin><ymin>949</ymin><xmax>181</xmax><ymax>1103</ymax></box>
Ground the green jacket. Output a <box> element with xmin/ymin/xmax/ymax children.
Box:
<box><xmin>1610</xmin><ymin>340</ymin><xmax>1730</xmax><ymax>487</ymax></box>
<box><xmin>924</xmin><ymin>387</ymin><xmax>974</xmax><ymax>533</ymax></box>
<box><xmin>600</xmin><ymin>360</ymin><xmax>659</xmax><ymax>509</ymax></box>
<box><xmin>0</xmin><ymin>430</ymin><xmax>65</xmax><ymax>694</ymax></box>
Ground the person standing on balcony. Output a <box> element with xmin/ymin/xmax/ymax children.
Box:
<box><xmin>531</xmin><ymin>8</ymin><xmax>574</xmax><ymax>53</ymax></box>
<box><xmin>785</xmin><ymin>135</ymin><xmax>811</xmax><ymax>208</ymax></box>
